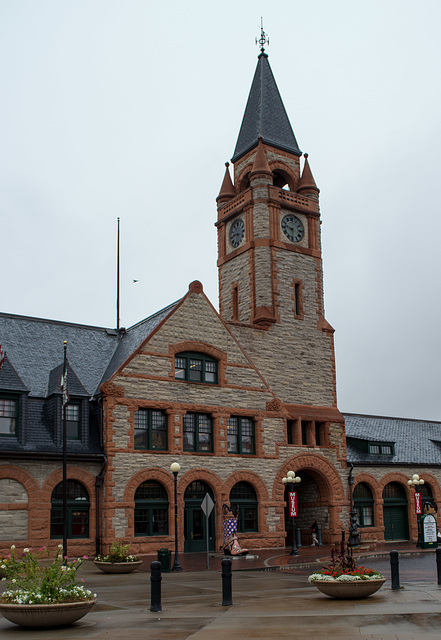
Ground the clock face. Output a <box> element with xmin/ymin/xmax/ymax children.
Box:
<box><xmin>281</xmin><ymin>215</ymin><xmax>304</xmax><ymax>242</ymax></box>
<box><xmin>229</xmin><ymin>218</ymin><xmax>245</xmax><ymax>248</ymax></box>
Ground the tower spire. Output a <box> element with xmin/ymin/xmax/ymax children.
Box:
<box><xmin>232</xmin><ymin>48</ymin><xmax>301</xmax><ymax>163</ymax></box>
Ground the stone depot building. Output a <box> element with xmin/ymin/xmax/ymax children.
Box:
<box><xmin>1</xmin><ymin>50</ymin><xmax>440</xmax><ymax>557</ymax></box>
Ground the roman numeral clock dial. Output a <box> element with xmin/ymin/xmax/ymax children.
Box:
<box><xmin>230</xmin><ymin>218</ymin><xmax>245</xmax><ymax>248</ymax></box>
<box><xmin>281</xmin><ymin>214</ymin><xmax>304</xmax><ymax>242</ymax></box>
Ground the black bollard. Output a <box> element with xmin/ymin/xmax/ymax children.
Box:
<box><xmin>390</xmin><ymin>550</ymin><xmax>400</xmax><ymax>590</ymax></box>
<box><xmin>221</xmin><ymin>558</ymin><xmax>233</xmax><ymax>606</ymax></box>
<box><xmin>150</xmin><ymin>560</ymin><xmax>162</xmax><ymax>612</ymax></box>
<box><xmin>436</xmin><ymin>548</ymin><xmax>441</xmax><ymax>586</ymax></box>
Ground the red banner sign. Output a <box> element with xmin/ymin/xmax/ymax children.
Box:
<box><xmin>289</xmin><ymin>491</ymin><xmax>297</xmax><ymax>517</ymax></box>
<box><xmin>414</xmin><ymin>492</ymin><xmax>422</xmax><ymax>515</ymax></box>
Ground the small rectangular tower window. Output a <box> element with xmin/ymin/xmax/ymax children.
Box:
<box><xmin>232</xmin><ymin>284</ymin><xmax>239</xmax><ymax>321</ymax></box>
<box><xmin>292</xmin><ymin>280</ymin><xmax>304</xmax><ymax>319</ymax></box>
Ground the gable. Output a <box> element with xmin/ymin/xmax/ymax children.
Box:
<box><xmin>109</xmin><ymin>284</ymin><xmax>274</xmax><ymax>410</ymax></box>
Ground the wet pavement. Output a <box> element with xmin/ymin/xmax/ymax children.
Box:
<box><xmin>1</xmin><ymin>543</ymin><xmax>441</xmax><ymax>639</ymax></box>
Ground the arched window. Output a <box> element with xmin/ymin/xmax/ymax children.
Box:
<box><xmin>134</xmin><ymin>481</ymin><xmax>168</xmax><ymax>537</ymax></box>
<box><xmin>383</xmin><ymin>482</ymin><xmax>407</xmax><ymax>500</ymax></box>
<box><xmin>229</xmin><ymin>481</ymin><xmax>258</xmax><ymax>532</ymax></box>
<box><xmin>354</xmin><ymin>483</ymin><xmax>374</xmax><ymax>527</ymax></box>
<box><xmin>175</xmin><ymin>352</ymin><xmax>218</xmax><ymax>384</ymax></box>
<box><xmin>50</xmin><ymin>480</ymin><xmax>89</xmax><ymax>539</ymax></box>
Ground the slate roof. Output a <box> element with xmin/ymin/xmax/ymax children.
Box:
<box><xmin>0</xmin><ymin>304</ymin><xmax>179</xmax><ymax>456</ymax></box>
<box><xmin>344</xmin><ymin>413</ymin><xmax>441</xmax><ymax>466</ymax></box>
<box><xmin>232</xmin><ymin>53</ymin><xmax>302</xmax><ymax>163</ymax></box>
<box><xmin>0</xmin><ymin>303</ymin><xmax>178</xmax><ymax>400</ymax></box>
<box><xmin>0</xmin><ymin>313</ymin><xmax>119</xmax><ymax>398</ymax></box>
<box><xmin>99</xmin><ymin>301</ymin><xmax>178</xmax><ymax>386</ymax></box>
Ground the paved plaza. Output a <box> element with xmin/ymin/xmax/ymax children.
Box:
<box><xmin>1</xmin><ymin>545</ymin><xmax>441</xmax><ymax>639</ymax></box>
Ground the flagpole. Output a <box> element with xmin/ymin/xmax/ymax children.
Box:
<box><xmin>116</xmin><ymin>217</ymin><xmax>120</xmax><ymax>331</ymax></box>
<box><xmin>62</xmin><ymin>340</ymin><xmax>68</xmax><ymax>561</ymax></box>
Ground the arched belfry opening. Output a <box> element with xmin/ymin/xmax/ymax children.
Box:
<box><xmin>273</xmin><ymin>169</ymin><xmax>291</xmax><ymax>191</ymax></box>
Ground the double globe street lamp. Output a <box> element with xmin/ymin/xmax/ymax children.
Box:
<box><xmin>282</xmin><ymin>471</ymin><xmax>301</xmax><ymax>556</ymax></box>
<box><xmin>408</xmin><ymin>473</ymin><xmax>424</xmax><ymax>548</ymax></box>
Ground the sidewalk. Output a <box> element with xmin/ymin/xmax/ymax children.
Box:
<box><xmin>1</xmin><ymin>544</ymin><xmax>441</xmax><ymax>639</ymax></box>
<box><xmin>138</xmin><ymin>540</ymin><xmax>435</xmax><ymax>573</ymax></box>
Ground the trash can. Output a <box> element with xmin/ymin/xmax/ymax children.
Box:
<box><xmin>157</xmin><ymin>548</ymin><xmax>171</xmax><ymax>572</ymax></box>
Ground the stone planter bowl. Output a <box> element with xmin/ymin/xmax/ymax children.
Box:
<box><xmin>93</xmin><ymin>560</ymin><xmax>142</xmax><ymax>574</ymax></box>
<box><xmin>0</xmin><ymin>598</ymin><xmax>97</xmax><ymax>628</ymax></box>
<box><xmin>312</xmin><ymin>578</ymin><xmax>386</xmax><ymax>599</ymax></box>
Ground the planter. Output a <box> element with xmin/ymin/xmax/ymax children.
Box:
<box><xmin>93</xmin><ymin>560</ymin><xmax>142</xmax><ymax>574</ymax></box>
<box><xmin>311</xmin><ymin>578</ymin><xmax>386</xmax><ymax>599</ymax></box>
<box><xmin>0</xmin><ymin>599</ymin><xmax>96</xmax><ymax>628</ymax></box>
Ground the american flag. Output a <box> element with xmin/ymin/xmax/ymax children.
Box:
<box><xmin>0</xmin><ymin>344</ymin><xmax>5</xmax><ymax>370</ymax></box>
<box><xmin>61</xmin><ymin>366</ymin><xmax>69</xmax><ymax>406</ymax></box>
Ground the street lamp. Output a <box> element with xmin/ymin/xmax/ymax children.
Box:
<box><xmin>408</xmin><ymin>473</ymin><xmax>424</xmax><ymax>548</ymax></box>
<box><xmin>282</xmin><ymin>470</ymin><xmax>301</xmax><ymax>556</ymax></box>
<box><xmin>170</xmin><ymin>462</ymin><xmax>183</xmax><ymax>572</ymax></box>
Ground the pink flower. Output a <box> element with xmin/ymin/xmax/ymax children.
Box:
<box><xmin>83</xmin><ymin>555</ymin><xmax>88</xmax><ymax>560</ymax></box>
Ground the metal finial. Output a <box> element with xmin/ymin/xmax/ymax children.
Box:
<box><xmin>255</xmin><ymin>17</ymin><xmax>269</xmax><ymax>53</ymax></box>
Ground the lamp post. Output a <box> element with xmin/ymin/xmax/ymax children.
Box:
<box><xmin>282</xmin><ymin>470</ymin><xmax>301</xmax><ymax>556</ymax></box>
<box><xmin>170</xmin><ymin>462</ymin><xmax>183</xmax><ymax>572</ymax></box>
<box><xmin>408</xmin><ymin>473</ymin><xmax>424</xmax><ymax>548</ymax></box>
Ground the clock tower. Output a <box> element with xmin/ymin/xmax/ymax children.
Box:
<box><xmin>216</xmin><ymin>47</ymin><xmax>337</xmax><ymax>410</ymax></box>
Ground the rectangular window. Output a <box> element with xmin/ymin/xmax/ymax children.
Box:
<box><xmin>65</xmin><ymin>403</ymin><xmax>81</xmax><ymax>440</ymax></box>
<box><xmin>189</xmin><ymin>358</ymin><xmax>202</xmax><ymax>381</ymax></box>
<box><xmin>205</xmin><ymin>360</ymin><xmax>217</xmax><ymax>383</ymax></box>
<box><xmin>0</xmin><ymin>397</ymin><xmax>17</xmax><ymax>436</ymax></box>
<box><xmin>183</xmin><ymin>413</ymin><xmax>213</xmax><ymax>452</ymax></box>
<box><xmin>362</xmin><ymin>506</ymin><xmax>373</xmax><ymax>526</ymax></box>
<box><xmin>134</xmin><ymin>507</ymin><xmax>168</xmax><ymax>536</ymax></box>
<box><xmin>134</xmin><ymin>409</ymin><xmax>167</xmax><ymax>451</ymax></box>
<box><xmin>175</xmin><ymin>357</ymin><xmax>186</xmax><ymax>380</ymax></box>
<box><xmin>293</xmin><ymin>280</ymin><xmax>304</xmax><ymax>319</ymax></box>
<box><xmin>368</xmin><ymin>442</ymin><xmax>394</xmax><ymax>455</ymax></box>
<box><xmin>301</xmin><ymin>421</ymin><xmax>309</xmax><ymax>445</ymax></box>
<box><xmin>227</xmin><ymin>416</ymin><xmax>255</xmax><ymax>455</ymax></box>
<box><xmin>232</xmin><ymin>284</ymin><xmax>239</xmax><ymax>321</ymax></box>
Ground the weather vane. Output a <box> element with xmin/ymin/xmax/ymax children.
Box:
<box><xmin>255</xmin><ymin>17</ymin><xmax>269</xmax><ymax>53</ymax></box>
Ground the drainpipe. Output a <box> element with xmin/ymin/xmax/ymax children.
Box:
<box><xmin>348</xmin><ymin>462</ymin><xmax>360</xmax><ymax>547</ymax></box>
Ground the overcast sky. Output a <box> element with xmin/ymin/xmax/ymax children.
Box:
<box><xmin>1</xmin><ymin>1</ymin><xmax>440</xmax><ymax>421</ymax></box>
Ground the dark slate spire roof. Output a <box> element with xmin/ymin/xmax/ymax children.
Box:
<box><xmin>0</xmin><ymin>354</ymin><xmax>29</xmax><ymax>393</ymax></box>
<box><xmin>232</xmin><ymin>53</ymin><xmax>302</xmax><ymax>163</ymax></box>
<box><xmin>47</xmin><ymin>362</ymin><xmax>89</xmax><ymax>398</ymax></box>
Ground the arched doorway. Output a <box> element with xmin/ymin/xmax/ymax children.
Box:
<box><xmin>383</xmin><ymin>482</ymin><xmax>409</xmax><ymax>540</ymax></box>
<box><xmin>284</xmin><ymin>471</ymin><xmax>330</xmax><ymax>547</ymax></box>
<box><xmin>184</xmin><ymin>480</ymin><xmax>215</xmax><ymax>552</ymax></box>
